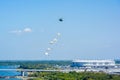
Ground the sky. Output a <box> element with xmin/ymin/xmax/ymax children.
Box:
<box><xmin>0</xmin><ymin>0</ymin><xmax>120</xmax><ymax>60</ymax></box>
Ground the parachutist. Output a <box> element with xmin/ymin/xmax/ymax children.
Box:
<box><xmin>57</xmin><ymin>33</ymin><xmax>61</xmax><ymax>36</ymax></box>
<box><xmin>45</xmin><ymin>32</ymin><xmax>61</xmax><ymax>56</ymax></box>
<box><xmin>45</xmin><ymin>52</ymin><xmax>49</xmax><ymax>56</ymax></box>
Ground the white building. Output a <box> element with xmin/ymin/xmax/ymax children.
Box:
<box><xmin>71</xmin><ymin>59</ymin><xmax>116</xmax><ymax>68</ymax></box>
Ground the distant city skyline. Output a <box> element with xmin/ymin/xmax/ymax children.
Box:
<box><xmin>0</xmin><ymin>0</ymin><xmax>120</xmax><ymax>60</ymax></box>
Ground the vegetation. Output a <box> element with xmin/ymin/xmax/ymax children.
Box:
<box><xmin>28</xmin><ymin>71</ymin><xmax>120</xmax><ymax>80</ymax></box>
<box><xmin>0</xmin><ymin>60</ymin><xmax>71</xmax><ymax>69</ymax></box>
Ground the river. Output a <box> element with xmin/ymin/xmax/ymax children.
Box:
<box><xmin>0</xmin><ymin>65</ymin><xmax>22</xmax><ymax>80</ymax></box>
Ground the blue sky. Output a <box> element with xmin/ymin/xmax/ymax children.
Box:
<box><xmin>0</xmin><ymin>0</ymin><xmax>120</xmax><ymax>60</ymax></box>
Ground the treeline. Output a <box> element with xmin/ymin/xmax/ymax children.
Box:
<box><xmin>28</xmin><ymin>72</ymin><xmax>120</xmax><ymax>80</ymax></box>
<box><xmin>19</xmin><ymin>60</ymin><xmax>71</xmax><ymax>69</ymax></box>
<box><xmin>0</xmin><ymin>60</ymin><xmax>71</xmax><ymax>69</ymax></box>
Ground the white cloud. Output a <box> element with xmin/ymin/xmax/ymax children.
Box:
<box><xmin>10</xmin><ymin>27</ymin><xmax>32</xmax><ymax>34</ymax></box>
<box><xmin>23</xmin><ymin>28</ymin><xmax>32</xmax><ymax>32</ymax></box>
<box><xmin>10</xmin><ymin>30</ymin><xmax>22</xmax><ymax>34</ymax></box>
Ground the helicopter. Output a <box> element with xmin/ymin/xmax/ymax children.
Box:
<box><xmin>59</xmin><ymin>18</ymin><xmax>63</xmax><ymax>22</ymax></box>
